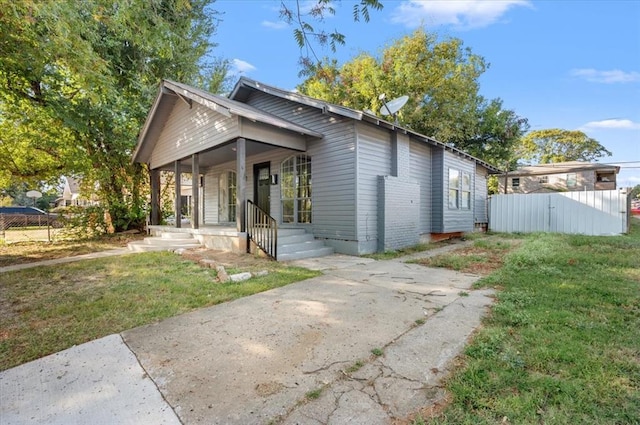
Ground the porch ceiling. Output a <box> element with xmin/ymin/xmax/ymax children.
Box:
<box><xmin>155</xmin><ymin>139</ymin><xmax>287</xmax><ymax>171</ymax></box>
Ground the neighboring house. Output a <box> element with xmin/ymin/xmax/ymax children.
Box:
<box><xmin>55</xmin><ymin>176</ymin><xmax>99</xmax><ymax>207</ymax></box>
<box><xmin>132</xmin><ymin>78</ymin><xmax>500</xmax><ymax>258</ymax></box>
<box><xmin>498</xmin><ymin>161</ymin><xmax>619</xmax><ymax>194</ymax></box>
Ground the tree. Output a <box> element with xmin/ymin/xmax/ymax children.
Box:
<box><xmin>298</xmin><ymin>28</ymin><xmax>528</xmax><ymax>165</ymax></box>
<box><xmin>518</xmin><ymin>129</ymin><xmax>612</xmax><ymax>164</ymax></box>
<box><xmin>279</xmin><ymin>0</ymin><xmax>384</xmax><ymax>74</ymax></box>
<box><xmin>0</xmin><ymin>0</ymin><xmax>224</xmax><ymax>232</ymax></box>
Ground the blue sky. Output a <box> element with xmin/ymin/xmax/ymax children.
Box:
<box><xmin>213</xmin><ymin>0</ymin><xmax>640</xmax><ymax>187</ymax></box>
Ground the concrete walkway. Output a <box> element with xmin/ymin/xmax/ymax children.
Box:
<box><xmin>0</xmin><ymin>248</ymin><xmax>134</xmax><ymax>273</ymax></box>
<box><xmin>1</xmin><ymin>243</ymin><xmax>494</xmax><ymax>424</ymax></box>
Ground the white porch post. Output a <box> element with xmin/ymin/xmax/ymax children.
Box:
<box><xmin>191</xmin><ymin>153</ymin><xmax>200</xmax><ymax>229</ymax></box>
<box><xmin>174</xmin><ymin>160</ymin><xmax>181</xmax><ymax>228</ymax></box>
<box><xmin>236</xmin><ymin>138</ymin><xmax>246</xmax><ymax>232</ymax></box>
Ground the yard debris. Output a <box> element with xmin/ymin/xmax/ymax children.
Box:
<box><xmin>253</xmin><ymin>270</ymin><xmax>269</xmax><ymax>277</ymax></box>
<box><xmin>216</xmin><ymin>265</ymin><xmax>229</xmax><ymax>283</ymax></box>
<box><xmin>229</xmin><ymin>272</ymin><xmax>252</xmax><ymax>283</ymax></box>
<box><xmin>199</xmin><ymin>259</ymin><xmax>217</xmax><ymax>269</ymax></box>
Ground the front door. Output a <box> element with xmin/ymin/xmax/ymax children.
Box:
<box><xmin>254</xmin><ymin>162</ymin><xmax>270</xmax><ymax>214</ymax></box>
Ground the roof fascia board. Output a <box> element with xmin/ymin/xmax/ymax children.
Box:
<box><xmin>231</xmin><ymin>77</ymin><xmax>501</xmax><ymax>173</ymax></box>
<box><xmin>164</xmin><ymin>80</ymin><xmax>232</xmax><ymax>118</ymax></box>
<box><xmin>132</xmin><ymin>83</ymin><xmax>166</xmax><ymax>164</ymax></box>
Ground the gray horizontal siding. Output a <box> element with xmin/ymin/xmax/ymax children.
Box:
<box><xmin>357</xmin><ymin>123</ymin><xmax>392</xmax><ymax>245</ymax></box>
<box><xmin>203</xmin><ymin>171</ymin><xmax>219</xmax><ymax>224</ymax></box>
<box><xmin>410</xmin><ymin>140</ymin><xmax>432</xmax><ymax>234</ymax></box>
<box><xmin>150</xmin><ymin>101</ymin><xmax>239</xmax><ymax>169</ymax></box>
<box><xmin>474</xmin><ymin>165</ymin><xmax>489</xmax><ymax>223</ymax></box>
<box><xmin>246</xmin><ymin>91</ymin><xmax>357</xmax><ymax>240</ymax></box>
<box><xmin>431</xmin><ymin>149</ymin><xmax>444</xmax><ymax>232</ymax></box>
<box><xmin>443</xmin><ymin>151</ymin><xmax>475</xmax><ymax>233</ymax></box>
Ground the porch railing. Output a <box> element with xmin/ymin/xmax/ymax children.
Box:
<box><xmin>246</xmin><ymin>200</ymin><xmax>277</xmax><ymax>260</ymax></box>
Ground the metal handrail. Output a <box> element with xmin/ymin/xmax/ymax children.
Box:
<box><xmin>246</xmin><ymin>200</ymin><xmax>277</xmax><ymax>260</ymax></box>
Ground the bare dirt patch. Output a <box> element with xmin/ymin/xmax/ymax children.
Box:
<box><xmin>0</xmin><ymin>233</ymin><xmax>146</xmax><ymax>267</ymax></box>
<box><xmin>414</xmin><ymin>238</ymin><xmax>522</xmax><ymax>276</ymax></box>
<box><xmin>179</xmin><ymin>248</ymin><xmax>277</xmax><ymax>273</ymax></box>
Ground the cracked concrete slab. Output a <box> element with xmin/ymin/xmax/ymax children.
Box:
<box><xmin>283</xmin><ymin>288</ymin><xmax>495</xmax><ymax>423</ymax></box>
<box><xmin>2</xmin><ymin>241</ymin><xmax>495</xmax><ymax>425</ymax></box>
<box><xmin>122</xmin><ymin>251</ymin><xmax>491</xmax><ymax>424</ymax></box>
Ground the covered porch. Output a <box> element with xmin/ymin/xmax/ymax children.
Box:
<box><xmin>133</xmin><ymin>80</ymin><xmax>323</xmax><ymax>259</ymax></box>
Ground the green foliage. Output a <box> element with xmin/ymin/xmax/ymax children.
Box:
<box><xmin>0</xmin><ymin>0</ymin><xmax>224</xmax><ymax>232</ymax></box>
<box><xmin>518</xmin><ymin>128</ymin><xmax>612</xmax><ymax>164</ymax></box>
<box><xmin>305</xmin><ymin>388</ymin><xmax>323</xmax><ymax>400</ymax></box>
<box><xmin>298</xmin><ymin>29</ymin><xmax>528</xmax><ymax>166</ymax></box>
<box><xmin>279</xmin><ymin>0</ymin><xmax>383</xmax><ymax>73</ymax></box>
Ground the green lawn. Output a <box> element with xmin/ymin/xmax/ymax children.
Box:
<box><xmin>416</xmin><ymin>222</ymin><xmax>640</xmax><ymax>424</ymax></box>
<box><xmin>0</xmin><ymin>251</ymin><xmax>319</xmax><ymax>371</ymax></box>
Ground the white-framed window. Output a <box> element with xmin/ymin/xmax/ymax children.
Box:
<box><xmin>461</xmin><ymin>172</ymin><xmax>471</xmax><ymax>210</ymax></box>
<box><xmin>448</xmin><ymin>169</ymin><xmax>472</xmax><ymax>210</ymax></box>
<box><xmin>448</xmin><ymin>169</ymin><xmax>460</xmax><ymax>209</ymax></box>
<box><xmin>227</xmin><ymin>171</ymin><xmax>237</xmax><ymax>221</ymax></box>
<box><xmin>281</xmin><ymin>154</ymin><xmax>312</xmax><ymax>223</ymax></box>
<box><xmin>511</xmin><ymin>177</ymin><xmax>520</xmax><ymax>188</ymax></box>
<box><xmin>539</xmin><ymin>175</ymin><xmax>548</xmax><ymax>184</ymax></box>
<box><xmin>567</xmin><ymin>173</ymin><xmax>577</xmax><ymax>188</ymax></box>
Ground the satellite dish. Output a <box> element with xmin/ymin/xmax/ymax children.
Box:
<box><xmin>26</xmin><ymin>190</ymin><xmax>42</xmax><ymax>199</ymax></box>
<box><xmin>380</xmin><ymin>95</ymin><xmax>409</xmax><ymax>116</ymax></box>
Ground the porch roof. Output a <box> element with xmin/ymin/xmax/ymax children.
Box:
<box><xmin>132</xmin><ymin>80</ymin><xmax>323</xmax><ymax>165</ymax></box>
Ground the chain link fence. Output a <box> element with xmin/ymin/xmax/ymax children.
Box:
<box><xmin>0</xmin><ymin>213</ymin><xmax>65</xmax><ymax>243</ymax></box>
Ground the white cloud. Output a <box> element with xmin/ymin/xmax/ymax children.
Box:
<box><xmin>391</xmin><ymin>0</ymin><xmax>532</xmax><ymax>30</ymax></box>
<box><xmin>232</xmin><ymin>59</ymin><xmax>257</xmax><ymax>74</ymax></box>
<box><xmin>261</xmin><ymin>20</ymin><xmax>287</xmax><ymax>30</ymax></box>
<box><xmin>571</xmin><ymin>68</ymin><xmax>640</xmax><ymax>83</ymax></box>
<box><xmin>581</xmin><ymin>119</ymin><xmax>640</xmax><ymax>130</ymax></box>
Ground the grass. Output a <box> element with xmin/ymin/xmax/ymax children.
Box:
<box><xmin>0</xmin><ymin>233</ymin><xmax>145</xmax><ymax>267</ymax></box>
<box><xmin>345</xmin><ymin>360</ymin><xmax>365</xmax><ymax>373</ymax></box>
<box><xmin>418</xmin><ymin>222</ymin><xmax>640</xmax><ymax>424</ymax></box>
<box><xmin>0</xmin><ymin>251</ymin><xmax>320</xmax><ymax>371</ymax></box>
<box><xmin>411</xmin><ymin>236</ymin><xmax>520</xmax><ymax>276</ymax></box>
<box><xmin>305</xmin><ymin>388</ymin><xmax>323</xmax><ymax>400</ymax></box>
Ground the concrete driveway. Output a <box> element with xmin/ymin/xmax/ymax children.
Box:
<box><xmin>1</xmin><ymin>246</ymin><xmax>494</xmax><ymax>424</ymax></box>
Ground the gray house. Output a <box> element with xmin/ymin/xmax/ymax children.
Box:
<box><xmin>132</xmin><ymin>78</ymin><xmax>499</xmax><ymax>260</ymax></box>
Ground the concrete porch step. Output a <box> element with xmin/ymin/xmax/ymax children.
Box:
<box><xmin>278</xmin><ymin>232</ymin><xmax>315</xmax><ymax>246</ymax></box>
<box><xmin>278</xmin><ymin>246</ymin><xmax>334</xmax><ymax>262</ymax></box>
<box><xmin>275</xmin><ymin>228</ymin><xmax>334</xmax><ymax>261</ymax></box>
<box><xmin>278</xmin><ymin>239</ymin><xmax>327</xmax><ymax>255</ymax></box>
<box><xmin>127</xmin><ymin>234</ymin><xmax>202</xmax><ymax>253</ymax></box>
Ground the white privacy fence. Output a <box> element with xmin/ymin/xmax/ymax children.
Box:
<box><xmin>489</xmin><ymin>190</ymin><xmax>629</xmax><ymax>235</ymax></box>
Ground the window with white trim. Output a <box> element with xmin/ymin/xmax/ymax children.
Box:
<box><xmin>461</xmin><ymin>172</ymin><xmax>471</xmax><ymax>210</ymax></box>
<box><xmin>449</xmin><ymin>169</ymin><xmax>472</xmax><ymax>209</ymax></box>
<box><xmin>281</xmin><ymin>154</ymin><xmax>312</xmax><ymax>223</ymax></box>
<box><xmin>448</xmin><ymin>169</ymin><xmax>460</xmax><ymax>209</ymax></box>
<box><xmin>227</xmin><ymin>171</ymin><xmax>236</xmax><ymax>221</ymax></box>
